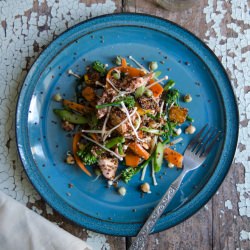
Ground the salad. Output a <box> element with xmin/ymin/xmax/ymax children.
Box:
<box><xmin>53</xmin><ymin>56</ymin><xmax>195</xmax><ymax>195</ymax></box>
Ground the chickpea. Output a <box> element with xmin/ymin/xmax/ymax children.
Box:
<box><xmin>174</xmin><ymin>128</ymin><xmax>182</xmax><ymax>136</ymax></box>
<box><xmin>53</xmin><ymin>93</ymin><xmax>62</xmax><ymax>102</ymax></box>
<box><xmin>168</xmin><ymin>163</ymin><xmax>175</xmax><ymax>168</ymax></box>
<box><xmin>141</xmin><ymin>182</ymin><xmax>151</xmax><ymax>193</ymax></box>
<box><xmin>66</xmin><ymin>154</ymin><xmax>75</xmax><ymax>165</ymax></box>
<box><xmin>185</xmin><ymin>124</ymin><xmax>196</xmax><ymax>134</ymax></box>
<box><xmin>149</xmin><ymin>61</ymin><xmax>158</xmax><ymax>71</ymax></box>
<box><xmin>118</xmin><ymin>187</ymin><xmax>126</xmax><ymax>196</ymax></box>
<box><xmin>183</xmin><ymin>94</ymin><xmax>192</xmax><ymax>103</ymax></box>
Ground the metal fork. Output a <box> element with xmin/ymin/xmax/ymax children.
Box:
<box><xmin>129</xmin><ymin>124</ymin><xmax>221</xmax><ymax>250</ymax></box>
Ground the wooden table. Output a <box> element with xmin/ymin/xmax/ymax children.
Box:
<box><xmin>0</xmin><ymin>0</ymin><xmax>249</xmax><ymax>249</ymax></box>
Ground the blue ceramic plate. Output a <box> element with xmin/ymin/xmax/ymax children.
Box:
<box><xmin>16</xmin><ymin>14</ymin><xmax>238</xmax><ymax>236</ymax></box>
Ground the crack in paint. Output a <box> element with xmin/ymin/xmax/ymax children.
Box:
<box><xmin>0</xmin><ymin>0</ymin><xmax>117</xmax><ymax>246</ymax></box>
<box><xmin>204</xmin><ymin>0</ymin><xmax>250</xmax><ymax>244</ymax></box>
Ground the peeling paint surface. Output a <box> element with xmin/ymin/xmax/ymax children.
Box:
<box><xmin>86</xmin><ymin>231</ymin><xmax>111</xmax><ymax>250</ymax></box>
<box><xmin>0</xmin><ymin>0</ymin><xmax>250</xmax><ymax>248</ymax></box>
<box><xmin>204</xmin><ymin>0</ymin><xmax>250</xmax><ymax>219</ymax></box>
<box><xmin>225</xmin><ymin>200</ymin><xmax>233</xmax><ymax>210</ymax></box>
<box><xmin>240</xmin><ymin>230</ymin><xmax>250</xmax><ymax>241</ymax></box>
<box><xmin>0</xmin><ymin>0</ymin><xmax>116</xmax><ymax>247</ymax></box>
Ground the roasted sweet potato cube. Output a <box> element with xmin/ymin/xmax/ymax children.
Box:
<box><xmin>168</xmin><ymin>106</ymin><xmax>188</xmax><ymax>124</ymax></box>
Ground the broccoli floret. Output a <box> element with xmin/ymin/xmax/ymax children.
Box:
<box><xmin>77</xmin><ymin>144</ymin><xmax>98</xmax><ymax>165</ymax></box>
<box><xmin>166</xmin><ymin>88</ymin><xmax>180</xmax><ymax>106</ymax></box>
<box><xmin>92</xmin><ymin>61</ymin><xmax>107</xmax><ymax>76</ymax></box>
<box><xmin>117</xmin><ymin>95</ymin><xmax>135</xmax><ymax>109</ymax></box>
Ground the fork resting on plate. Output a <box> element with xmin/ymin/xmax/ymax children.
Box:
<box><xmin>129</xmin><ymin>124</ymin><xmax>221</xmax><ymax>250</ymax></box>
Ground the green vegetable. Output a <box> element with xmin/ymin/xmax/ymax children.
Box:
<box><xmin>153</xmin><ymin>142</ymin><xmax>164</xmax><ymax>172</ymax></box>
<box><xmin>164</xmin><ymin>79</ymin><xmax>175</xmax><ymax>91</ymax></box>
<box><xmin>162</xmin><ymin>121</ymin><xmax>177</xmax><ymax>138</ymax></box>
<box><xmin>135</xmin><ymin>86</ymin><xmax>145</xmax><ymax>98</ymax></box>
<box><xmin>112</xmin><ymin>72</ymin><xmax>120</xmax><ymax>80</ymax></box>
<box><xmin>146</xmin><ymin>113</ymin><xmax>158</xmax><ymax>121</ymax></box>
<box><xmin>149</xmin><ymin>61</ymin><xmax>158</xmax><ymax>71</ymax></box>
<box><xmin>118</xmin><ymin>144</ymin><xmax>124</xmax><ymax>155</ymax></box>
<box><xmin>115</xmin><ymin>56</ymin><xmax>122</xmax><ymax>66</ymax></box>
<box><xmin>154</xmin><ymin>71</ymin><xmax>162</xmax><ymax>78</ymax></box>
<box><xmin>96</xmin><ymin>95</ymin><xmax>135</xmax><ymax>109</ymax></box>
<box><xmin>186</xmin><ymin>115</ymin><xmax>194</xmax><ymax>122</ymax></box>
<box><xmin>92</xmin><ymin>61</ymin><xmax>107</xmax><ymax>76</ymax></box>
<box><xmin>165</xmin><ymin>88</ymin><xmax>180</xmax><ymax>105</ymax></box>
<box><xmin>89</xmin><ymin>113</ymin><xmax>98</xmax><ymax>129</ymax></box>
<box><xmin>105</xmin><ymin>136</ymin><xmax>125</xmax><ymax>149</ymax></box>
<box><xmin>144</xmin><ymin>89</ymin><xmax>153</xmax><ymax>97</ymax></box>
<box><xmin>121</xmin><ymin>156</ymin><xmax>152</xmax><ymax>183</ymax></box>
<box><xmin>77</xmin><ymin>144</ymin><xmax>98</xmax><ymax>165</ymax></box>
<box><xmin>140</xmin><ymin>127</ymin><xmax>164</xmax><ymax>135</ymax></box>
<box><xmin>53</xmin><ymin>109</ymin><xmax>88</xmax><ymax>124</ymax></box>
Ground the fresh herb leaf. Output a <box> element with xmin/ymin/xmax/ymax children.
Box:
<box><xmin>96</xmin><ymin>95</ymin><xmax>135</xmax><ymax>109</ymax></box>
<box><xmin>92</xmin><ymin>61</ymin><xmax>107</xmax><ymax>76</ymax></box>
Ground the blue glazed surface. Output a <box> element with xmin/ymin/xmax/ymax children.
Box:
<box><xmin>16</xmin><ymin>14</ymin><xmax>238</xmax><ymax>236</ymax></box>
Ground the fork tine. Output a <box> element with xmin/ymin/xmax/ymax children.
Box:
<box><xmin>195</xmin><ymin>128</ymin><xmax>217</xmax><ymax>155</ymax></box>
<box><xmin>200</xmin><ymin>131</ymin><xmax>222</xmax><ymax>157</ymax></box>
<box><xmin>193</xmin><ymin>127</ymin><xmax>213</xmax><ymax>153</ymax></box>
<box><xmin>186</xmin><ymin>124</ymin><xmax>208</xmax><ymax>151</ymax></box>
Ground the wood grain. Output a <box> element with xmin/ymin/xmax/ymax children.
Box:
<box><xmin>0</xmin><ymin>0</ymin><xmax>248</xmax><ymax>249</ymax></box>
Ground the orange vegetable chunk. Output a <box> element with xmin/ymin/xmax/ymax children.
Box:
<box><xmin>129</xmin><ymin>142</ymin><xmax>150</xmax><ymax>160</ymax></box>
<box><xmin>125</xmin><ymin>151</ymin><xmax>140</xmax><ymax>167</ymax></box>
<box><xmin>164</xmin><ymin>147</ymin><xmax>183</xmax><ymax>168</ymax></box>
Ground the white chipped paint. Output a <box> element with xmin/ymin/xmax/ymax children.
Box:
<box><xmin>155</xmin><ymin>238</ymin><xmax>159</xmax><ymax>245</ymax></box>
<box><xmin>45</xmin><ymin>203</ymin><xmax>53</xmax><ymax>215</ymax></box>
<box><xmin>204</xmin><ymin>0</ymin><xmax>250</xmax><ymax>243</ymax></box>
<box><xmin>240</xmin><ymin>230</ymin><xmax>250</xmax><ymax>241</ymax></box>
<box><xmin>86</xmin><ymin>230</ymin><xmax>111</xmax><ymax>250</ymax></box>
<box><xmin>225</xmin><ymin>200</ymin><xmax>233</xmax><ymax>210</ymax></box>
<box><xmin>0</xmin><ymin>0</ymin><xmax>116</xmax><ymax>202</ymax></box>
<box><xmin>31</xmin><ymin>205</ymin><xmax>43</xmax><ymax>215</ymax></box>
<box><xmin>204</xmin><ymin>0</ymin><xmax>250</xmax><ymax>211</ymax></box>
<box><xmin>0</xmin><ymin>0</ymin><xmax>116</xmax><ymax>246</ymax></box>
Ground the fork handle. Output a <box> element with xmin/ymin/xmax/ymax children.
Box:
<box><xmin>129</xmin><ymin>172</ymin><xmax>186</xmax><ymax>250</ymax></box>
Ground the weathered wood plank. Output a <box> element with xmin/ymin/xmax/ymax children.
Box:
<box><xmin>203</xmin><ymin>1</ymin><xmax>250</xmax><ymax>249</ymax></box>
<box><xmin>211</xmin><ymin>166</ymin><xmax>250</xmax><ymax>250</ymax></box>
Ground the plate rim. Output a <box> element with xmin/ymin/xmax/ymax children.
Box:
<box><xmin>15</xmin><ymin>13</ymin><xmax>239</xmax><ymax>236</ymax></box>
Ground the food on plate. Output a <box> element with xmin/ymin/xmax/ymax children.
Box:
<box><xmin>53</xmin><ymin>56</ymin><xmax>195</xmax><ymax>195</ymax></box>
